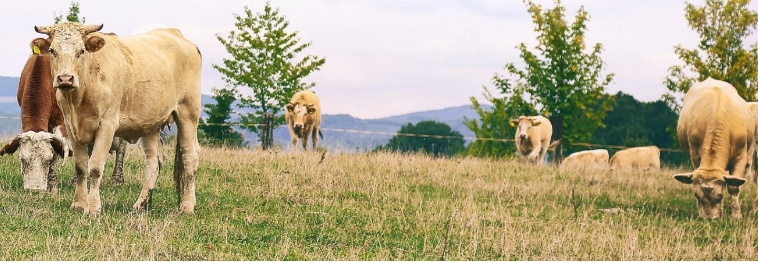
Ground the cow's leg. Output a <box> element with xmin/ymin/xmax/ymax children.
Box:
<box><xmin>70</xmin><ymin>141</ymin><xmax>89</xmax><ymax>212</ymax></box>
<box><xmin>86</xmin><ymin>128</ymin><xmax>116</xmax><ymax>215</ymax></box>
<box><xmin>301</xmin><ymin>128</ymin><xmax>312</xmax><ymax>151</ymax></box>
<box><xmin>47</xmin><ymin>153</ymin><xmax>60</xmax><ymax>194</ymax></box>
<box><xmin>174</xmin><ymin>107</ymin><xmax>200</xmax><ymax>214</ymax></box>
<box><xmin>133</xmin><ymin>132</ymin><xmax>161</xmax><ymax>212</ymax></box>
<box><xmin>287</xmin><ymin>125</ymin><xmax>298</xmax><ymax>151</ymax></box>
<box><xmin>528</xmin><ymin>146</ymin><xmax>542</xmax><ymax>164</ymax></box>
<box><xmin>311</xmin><ymin>126</ymin><xmax>320</xmax><ymax>150</ymax></box>
<box><xmin>728</xmin><ymin>153</ymin><xmax>748</xmax><ymax>219</ymax></box>
<box><xmin>111</xmin><ymin>138</ymin><xmax>128</xmax><ymax>184</ymax></box>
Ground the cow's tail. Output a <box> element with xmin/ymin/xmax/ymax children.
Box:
<box><xmin>319</xmin><ymin>129</ymin><xmax>323</xmax><ymax>139</ymax></box>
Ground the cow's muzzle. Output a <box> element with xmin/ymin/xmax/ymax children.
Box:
<box><xmin>56</xmin><ymin>74</ymin><xmax>76</xmax><ymax>91</ymax></box>
<box><xmin>519</xmin><ymin>134</ymin><xmax>528</xmax><ymax>139</ymax></box>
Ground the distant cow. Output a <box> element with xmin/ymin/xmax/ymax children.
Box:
<box><xmin>285</xmin><ymin>90</ymin><xmax>322</xmax><ymax>151</ymax></box>
<box><xmin>674</xmin><ymin>78</ymin><xmax>753</xmax><ymax>219</ymax></box>
<box><xmin>747</xmin><ymin>101</ymin><xmax>758</xmax><ymax>183</ymax></box>
<box><xmin>33</xmin><ymin>22</ymin><xmax>202</xmax><ymax>214</ymax></box>
<box><xmin>609</xmin><ymin>146</ymin><xmax>661</xmax><ymax>172</ymax></box>
<box><xmin>559</xmin><ymin>149</ymin><xmax>609</xmax><ymax>172</ymax></box>
<box><xmin>511</xmin><ymin>115</ymin><xmax>553</xmax><ymax>164</ymax></box>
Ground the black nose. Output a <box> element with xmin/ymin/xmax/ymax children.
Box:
<box><xmin>519</xmin><ymin>134</ymin><xmax>527</xmax><ymax>139</ymax></box>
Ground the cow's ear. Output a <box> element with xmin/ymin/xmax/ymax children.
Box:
<box><xmin>531</xmin><ymin>118</ymin><xmax>542</xmax><ymax>126</ymax></box>
<box><xmin>0</xmin><ymin>137</ymin><xmax>21</xmax><ymax>156</ymax></box>
<box><xmin>50</xmin><ymin>137</ymin><xmax>65</xmax><ymax>158</ymax></box>
<box><xmin>725</xmin><ymin>175</ymin><xmax>747</xmax><ymax>187</ymax></box>
<box><xmin>85</xmin><ymin>35</ymin><xmax>106</xmax><ymax>53</ymax></box>
<box><xmin>30</xmin><ymin>38</ymin><xmax>50</xmax><ymax>55</ymax></box>
<box><xmin>673</xmin><ymin>173</ymin><xmax>694</xmax><ymax>184</ymax></box>
<box><xmin>509</xmin><ymin>119</ymin><xmax>519</xmax><ymax>127</ymax></box>
<box><xmin>307</xmin><ymin>104</ymin><xmax>316</xmax><ymax>114</ymax></box>
<box><xmin>286</xmin><ymin>103</ymin><xmax>295</xmax><ymax>112</ymax></box>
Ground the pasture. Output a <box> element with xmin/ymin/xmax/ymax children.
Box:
<box><xmin>0</xmin><ymin>143</ymin><xmax>757</xmax><ymax>260</ymax></box>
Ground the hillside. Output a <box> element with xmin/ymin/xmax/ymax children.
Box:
<box><xmin>0</xmin><ymin>76</ymin><xmax>488</xmax><ymax>150</ymax></box>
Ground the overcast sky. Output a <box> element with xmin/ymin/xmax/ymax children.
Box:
<box><xmin>2</xmin><ymin>0</ymin><xmax>757</xmax><ymax>119</ymax></box>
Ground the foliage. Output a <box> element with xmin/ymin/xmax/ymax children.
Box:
<box><xmin>375</xmin><ymin>121</ymin><xmax>465</xmax><ymax>157</ymax></box>
<box><xmin>664</xmin><ymin>0</ymin><xmax>758</xmax><ymax>111</ymax></box>
<box><xmin>464</xmin><ymin>85</ymin><xmax>537</xmax><ymax>158</ymax></box>
<box><xmin>54</xmin><ymin>1</ymin><xmax>86</xmax><ymax>24</ymax></box>
<box><xmin>214</xmin><ymin>2</ymin><xmax>326</xmax><ymax>141</ymax></box>
<box><xmin>198</xmin><ymin>87</ymin><xmax>248</xmax><ymax>148</ymax></box>
<box><xmin>498</xmin><ymin>0</ymin><xmax>614</xmax><ymax>155</ymax></box>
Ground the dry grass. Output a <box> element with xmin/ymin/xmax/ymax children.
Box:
<box><xmin>0</xmin><ymin>144</ymin><xmax>757</xmax><ymax>260</ymax></box>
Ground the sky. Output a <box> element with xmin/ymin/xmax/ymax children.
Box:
<box><xmin>1</xmin><ymin>0</ymin><xmax>757</xmax><ymax>119</ymax></box>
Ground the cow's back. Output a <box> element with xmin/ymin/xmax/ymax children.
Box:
<box><xmin>609</xmin><ymin>146</ymin><xmax>661</xmax><ymax>171</ymax></box>
<box><xmin>560</xmin><ymin>149</ymin><xmax>609</xmax><ymax>171</ymax></box>
<box><xmin>18</xmin><ymin>54</ymin><xmax>64</xmax><ymax>133</ymax></box>
<box><xmin>678</xmin><ymin>78</ymin><xmax>754</xmax><ymax>169</ymax></box>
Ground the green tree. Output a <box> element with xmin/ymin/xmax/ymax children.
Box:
<box><xmin>198</xmin><ymin>87</ymin><xmax>248</xmax><ymax>148</ymax></box>
<box><xmin>664</xmin><ymin>0</ymin><xmax>758</xmax><ymax>111</ymax></box>
<box><xmin>464</xmin><ymin>86</ymin><xmax>537</xmax><ymax>158</ymax></box>
<box><xmin>54</xmin><ymin>1</ymin><xmax>86</xmax><ymax>24</ymax></box>
<box><xmin>498</xmin><ymin>0</ymin><xmax>614</xmax><ymax>162</ymax></box>
<box><xmin>214</xmin><ymin>2</ymin><xmax>326</xmax><ymax>147</ymax></box>
<box><xmin>376</xmin><ymin>121</ymin><xmax>465</xmax><ymax>157</ymax></box>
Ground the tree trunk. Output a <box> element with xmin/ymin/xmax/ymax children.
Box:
<box><xmin>550</xmin><ymin>115</ymin><xmax>564</xmax><ymax>165</ymax></box>
<box><xmin>261</xmin><ymin>113</ymin><xmax>274</xmax><ymax>150</ymax></box>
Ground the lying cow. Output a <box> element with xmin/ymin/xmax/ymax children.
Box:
<box><xmin>285</xmin><ymin>90</ymin><xmax>323</xmax><ymax>151</ymax></box>
<box><xmin>559</xmin><ymin>149</ymin><xmax>609</xmax><ymax>172</ymax></box>
<box><xmin>511</xmin><ymin>115</ymin><xmax>553</xmax><ymax>164</ymax></box>
<box><xmin>32</xmin><ymin>22</ymin><xmax>202</xmax><ymax>214</ymax></box>
<box><xmin>609</xmin><ymin>146</ymin><xmax>661</xmax><ymax>172</ymax></box>
<box><xmin>674</xmin><ymin>78</ymin><xmax>753</xmax><ymax>219</ymax></box>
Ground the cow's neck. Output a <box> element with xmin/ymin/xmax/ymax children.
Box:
<box><xmin>21</xmin><ymin>55</ymin><xmax>54</xmax><ymax>133</ymax></box>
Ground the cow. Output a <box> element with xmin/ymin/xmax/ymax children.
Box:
<box><xmin>673</xmin><ymin>77</ymin><xmax>754</xmax><ymax>219</ymax></box>
<box><xmin>559</xmin><ymin>149</ymin><xmax>609</xmax><ymax>172</ymax></box>
<box><xmin>510</xmin><ymin>115</ymin><xmax>553</xmax><ymax>164</ymax></box>
<box><xmin>746</xmin><ymin>101</ymin><xmax>758</xmax><ymax>183</ymax></box>
<box><xmin>285</xmin><ymin>90</ymin><xmax>322</xmax><ymax>151</ymax></box>
<box><xmin>32</xmin><ymin>22</ymin><xmax>202</xmax><ymax>214</ymax></box>
<box><xmin>608</xmin><ymin>146</ymin><xmax>661</xmax><ymax>172</ymax></box>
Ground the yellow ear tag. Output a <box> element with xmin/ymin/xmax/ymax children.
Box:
<box><xmin>32</xmin><ymin>46</ymin><xmax>41</xmax><ymax>55</ymax></box>
<box><xmin>509</xmin><ymin>121</ymin><xmax>515</xmax><ymax>127</ymax></box>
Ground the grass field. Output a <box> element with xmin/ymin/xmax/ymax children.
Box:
<box><xmin>1</xmin><ymin>143</ymin><xmax>758</xmax><ymax>260</ymax></box>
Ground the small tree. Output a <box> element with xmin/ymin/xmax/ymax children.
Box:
<box><xmin>54</xmin><ymin>1</ymin><xmax>85</xmax><ymax>24</ymax></box>
<box><xmin>214</xmin><ymin>2</ymin><xmax>326</xmax><ymax>148</ymax></box>
<box><xmin>663</xmin><ymin>0</ymin><xmax>758</xmax><ymax>111</ymax></box>
<box><xmin>464</xmin><ymin>86</ymin><xmax>537</xmax><ymax>158</ymax></box>
<box><xmin>498</xmin><ymin>0</ymin><xmax>614</xmax><ymax>161</ymax></box>
<box><xmin>198</xmin><ymin>87</ymin><xmax>248</xmax><ymax>148</ymax></box>
<box><xmin>376</xmin><ymin>121</ymin><xmax>465</xmax><ymax>157</ymax></box>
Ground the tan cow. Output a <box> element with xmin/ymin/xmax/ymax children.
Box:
<box><xmin>510</xmin><ymin>115</ymin><xmax>553</xmax><ymax>164</ymax></box>
<box><xmin>746</xmin><ymin>102</ymin><xmax>758</xmax><ymax>183</ymax></box>
<box><xmin>674</xmin><ymin>77</ymin><xmax>754</xmax><ymax>219</ymax></box>
<box><xmin>285</xmin><ymin>90</ymin><xmax>322</xmax><ymax>151</ymax></box>
<box><xmin>32</xmin><ymin>22</ymin><xmax>202</xmax><ymax>214</ymax></box>
<box><xmin>559</xmin><ymin>149</ymin><xmax>609</xmax><ymax>172</ymax></box>
<box><xmin>609</xmin><ymin>146</ymin><xmax>661</xmax><ymax>172</ymax></box>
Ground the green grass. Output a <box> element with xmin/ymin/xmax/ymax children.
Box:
<box><xmin>0</xmin><ymin>144</ymin><xmax>757</xmax><ymax>260</ymax></box>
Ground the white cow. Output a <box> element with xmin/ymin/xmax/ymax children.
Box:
<box><xmin>674</xmin><ymin>78</ymin><xmax>754</xmax><ymax>219</ymax></box>
<box><xmin>511</xmin><ymin>115</ymin><xmax>553</xmax><ymax>164</ymax></box>
<box><xmin>609</xmin><ymin>146</ymin><xmax>661</xmax><ymax>172</ymax></box>
<box><xmin>560</xmin><ymin>149</ymin><xmax>609</xmax><ymax>172</ymax></box>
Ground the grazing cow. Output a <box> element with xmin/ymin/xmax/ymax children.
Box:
<box><xmin>510</xmin><ymin>115</ymin><xmax>553</xmax><ymax>164</ymax></box>
<box><xmin>559</xmin><ymin>149</ymin><xmax>609</xmax><ymax>172</ymax></box>
<box><xmin>609</xmin><ymin>146</ymin><xmax>661</xmax><ymax>172</ymax></box>
<box><xmin>285</xmin><ymin>90</ymin><xmax>322</xmax><ymax>151</ymax></box>
<box><xmin>746</xmin><ymin>102</ymin><xmax>758</xmax><ymax>183</ymax></box>
<box><xmin>32</xmin><ymin>22</ymin><xmax>202</xmax><ymax>214</ymax></box>
<box><xmin>0</xmin><ymin>49</ymin><xmax>66</xmax><ymax>193</ymax></box>
<box><xmin>673</xmin><ymin>78</ymin><xmax>753</xmax><ymax>219</ymax></box>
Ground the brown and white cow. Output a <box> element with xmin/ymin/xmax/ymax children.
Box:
<box><xmin>510</xmin><ymin>115</ymin><xmax>553</xmax><ymax>164</ymax></box>
<box><xmin>559</xmin><ymin>149</ymin><xmax>609</xmax><ymax>172</ymax></box>
<box><xmin>285</xmin><ymin>90</ymin><xmax>322</xmax><ymax>151</ymax></box>
<box><xmin>32</xmin><ymin>22</ymin><xmax>202</xmax><ymax>214</ymax></box>
<box><xmin>674</xmin><ymin>77</ymin><xmax>754</xmax><ymax>219</ymax></box>
<box><xmin>609</xmin><ymin>146</ymin><xmax>661</xmax><ymax>172</ymax></box>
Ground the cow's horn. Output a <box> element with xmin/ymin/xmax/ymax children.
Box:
<box><xmin>34</xmin><ymin>25</ymin><xmax>53</xmax><ymax>35</ymax></box>
<box><xmin>83</xmin><ymin>24</ymin><xmax>104</xmax><ymax>34</ymax></box>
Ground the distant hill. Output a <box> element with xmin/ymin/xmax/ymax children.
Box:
<box><xmin>0</xmin><ymin>76</ymin><xmax>490</xmax><ymax>151</ymax></box>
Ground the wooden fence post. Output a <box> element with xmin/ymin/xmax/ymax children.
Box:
<box><xmin>261</xmin><ymin>113</ymin><xmax>274</xmax><ymax>150</ymax></box>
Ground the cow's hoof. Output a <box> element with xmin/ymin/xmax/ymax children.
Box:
<box><xmin>179</xmin><ymin>204</ymin><xmax>195</xmax><ymax>214</ymax></box>
<box><xmin>132</xmin><ymin>200</ymin><xmax>148</xmax><ymax>213</ymax></box>
<box><xmin>732</xmin><ymin>213</ymin><xmax>743</xmax><ymax>219</ymax></box>
<box><xmin>71</xmin><ymin>202</ymin><xmax>87</xmax><ymax>212</ymax></box>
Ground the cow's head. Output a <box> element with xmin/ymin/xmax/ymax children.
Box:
<box><xmin>510</xmin><ymin>116</ymin><xmax>542</xmax><ymax>141</ymax></box>
<box><xmin>673</xmin><ymin>170</ymin><xmax>746</xmax><ymax>219</ymax></box>
<box><xmin>286</xmin><ymin>103</ymin><xmax>317</xmax><ymax>137</ymax></box>
<box><xmin>0</xmin><ymin>131</ymin><xmax>66</xmax><ymax>192</ymax></box>
<box><xmin>32</xmin><ymin>22</ymin><xmax>104</xmax><ymax>92</ymax></box>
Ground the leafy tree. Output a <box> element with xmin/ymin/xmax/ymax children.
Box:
<box><xmin>54</xmin><ymin>1</ymin><xmax>86</xmax><ymax>24</ymax></box>
<box><xmin>464</xmin><ymin>85</ymin><xmax>537</xmax><ymax>158</ymax></box>
<box><xmin>376</xmin><ymin>121</ymin><xmax>465</xmax><ymax>157</ymax></box>
<box><xmin>214</xmin><ymin>2</ymin><xmax>326</xmax><ymax>146</ymax></box>
<box><xmin>664</xmin><ymin>0</ymin><xmax>758</xmax><ymax>112</ymax></box>
<box><xmin>498</xmin><ymin>0</ymin><xmax>614</xmax><ymax>162</ymax></box>
<box><xmin>198</xmin><ymin>87</ymin><xmax>248</xmax><ymax>148</ymax></box>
